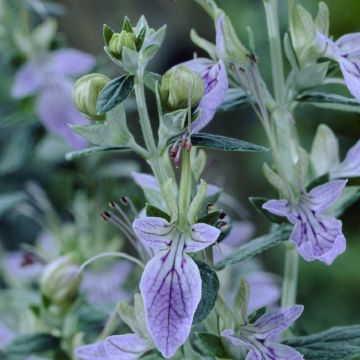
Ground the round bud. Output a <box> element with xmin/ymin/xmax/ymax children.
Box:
<box><xmin>160</xmin><ymin>65</ymin><xmax>204</xmax><ymax>111</ymax></box>
<box><xmin>108</xmin><ymin>30</ymin><xmax>137</xmax><ymax>59</ymax></box>
<box><xmin>73</xmin><ymin>73</ymin><xmax>110</xmax><ymax>121</ymax></box>
<box><xmin>40</xmin><ymin>256</ymin><xmax>81</xmax><ymax>307</ymax></box>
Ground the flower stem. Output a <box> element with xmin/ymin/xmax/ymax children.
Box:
<box><xmin>281</xmin><ymin>242</ymin><xmax>299</xmax><ymax>307</ymax></box>
<box><xmin>178</xmin><ymin>149</ymin><xmax>191</xmax><ymax>229</ymax></box>
<box><xmin>263</xmin><ymin>0</ymin><xmax>286</xmax><ymax>104</ymax></box>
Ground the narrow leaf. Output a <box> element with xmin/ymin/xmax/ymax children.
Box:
<box><xmin>66</xmin><ymin>146</ymin><xmax>131</xmax><ymax>161</ymax></box>
<box><xmin>195</xmin><ymin>332</ymin><xmax>228</xmax><ymax>358</ymax></box>
<box><xmin>103</xmin><ymin>24</ymin><xmax>114</xmax><ymax>46</ymax></box>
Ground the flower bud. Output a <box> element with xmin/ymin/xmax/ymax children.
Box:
<box><xmin>160</xmin><ymin>65</ymin><xmax>204</xmax><ymax>111</ymax></box>
<box><xmin>108</xmin><ymin>30</ymin><xmax>137</xmax><ymax>59</ymax></box>
<box><xmin>40</xmin><ymin>256</ymin><xmax>81</xmax><ymax>307</ymax></box>
<box><xmin>73</xmin><ymin>73</ymin><xmax>110</xmax><ymax>121</ymax></box>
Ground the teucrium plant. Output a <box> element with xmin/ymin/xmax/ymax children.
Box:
<box><xmin>68</xmin><ymin>2</ymin><xmax>360</xmax><ymax>360</ymax></box>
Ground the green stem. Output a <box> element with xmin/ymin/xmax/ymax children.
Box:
<box><xmin>281</xmin><ymin>243</ymin><xmax>299</xmax><ymax>307</ymax></box>
<box><xmin>263</xmin><ymin>0</ymin><xmax>286</xmax><ymax>104</ymax></box>
<box><xmin>178</xmin><ymin>150</ymin><xmax>191</xmax><ymax>229</ymax></box>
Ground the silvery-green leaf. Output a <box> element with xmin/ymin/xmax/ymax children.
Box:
<box><xmin>188</xmin><ymin>179</ymin><xmax>207</xmax><ymax>224</ymax></box>
<box><xmin>190</xmin><ymin>29</ymin><xmax>217</xmax><ymax>59</ymax></box>
<box><xmin>215</xmin><ymin>295</ymin><xmax>233</xmax><ymax>333</ymax></box>
<box><xmin>134</xmin><ymin>294</ymin><xmax>150</xmax><ymax>339</ymax></box>
<box><xmin>295</xmin><ymin>62</ymin><xmax>329</xmax><ymax>90</ymax></box>
<box><xmin>191</xmin><ymin>149</ymin><xmax>207</xmax><ymax>182</ymax></box>
<box><xmin>233</xmin><ymin>278</ymin><xmax>249</xmax><ymax>328</ymax></box>
<box><xmin>144</xmin><ymin>71</ymin><xmax>161</xmax><ymax>92</ymax></box>
<box><xmin>66</xmin><ymin>145</ymin><xmax>131</xmax><ymax>161</ymax></box>
<box><xmin>327</xmin><ymin>186</ymin><xmax>360</xmax><ymax>217</ymax></box>
<box><xmin>122</xmin><ymin>16</ymin><xmax>133</xmax><ymax>33</ymax></box>
<box><xmin>262</xmin><ymin>163</ymin><xmax>289</xmax><ymax>197</ymax></box>
<box><xmin>103</xmin><ymin>24</ymin><xmax>114</xmax><ymax>46</ymax></box>
<box><xmin>122</xmin><ymin>48</ymin><xmax>139</xmax><ymax>74</ymax></box>
<box><xmin>284</xmin><ymin>33</ymin><xmax>299</xmax><ymax>72</ymax></box>
<box><xmin>32</xmin><ymin>18</ymin><xmax>57</xmax><ymax>51</ymax></box>
<box><xmin>193</xmin><ymin>260</ymin><xmax>219</xmax><ymax>325</ymax></box>
<box><xmin>117</xmin><ymin>301</ymin><xmax>144</xmax><ymax>337</ymax></box>
<box><xmin>311</xmin><ymin>124</ymin><xmax>339</xmax><ymax>178</ymax></box>
<box><xmin>96</xmin><ymin>75</ymin><xmax>134</xmax><ymax>114</ymax></box>
<box><xmin>315</xmin><ymin>2</ymin><xmax>330</xmax><ymax>36</ymax></box>
<box><xmin>104</xmin><ymin>45</ymin><xmax>123</xmax><ymax>66</ymax></box>
<box><xmin>294</xmin><ymin>147</ymin><xmax>311</xmax><ymax>187</ymax></box>
<box><xmin>218</xmin><ymin>88</ymin><xmax>251</xmax><ymax>112</ymax></box>
<box><xmin>215</xmin><ymin>224</ymin><xmax>291</xmax><ymax>270</ymax></box>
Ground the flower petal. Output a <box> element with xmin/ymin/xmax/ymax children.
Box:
<box><xmin>75</xmin><ymin>342</ymin><xmax>110</xmax><ymax>360</ymax></box>
<box><xmin>51</xmin><ymin>49</ymin><xmax>95</xmax><ymax>76</ymax></box>
<box><xmin>221</xmin><ymin>329</ymin><xmax>250</xmax><ymax>348</ymax></box>
<box><xmin>104</xmin><ymin>334</ymin><xmax>151</xmax><ymax>360</ymax></box>
<box><xmin>131</xmin><ymin>172</ymin><xmax>160</xmax><ymax>192</ymax></box>
<box><xmin>252</xmin><ymin>305</ymin><xmax>304</xmax><ymax>340</ymax></box>
<box><xmin>140</xmin><ymin>240</ymin><xmax>201</xmax><ymax>358</ymax></box>
<box><xmin>36</xmin><ymin>79</ymin><xmax>88</xmax><ymax>149</ymax></box>
<box><xmin>224</xmin><ymin>221</ymin><xmax>255</xmax><ymax>248</ymax></box>
<box><xmin>186</xmin><ymin>60</ymin><xmax>228</xmax><ymax>132</ymax></box>
<box><xmin>307</xmin><ymin>180</ymin><xmax>347</xmax><ymax>212</ymax></box>
<box><xmin>262</xmin><ymin>199</ymin><xmax>292</xmax><ymax>218</ymax></box>
<box><xmin>246</xmin><ymin>343</ymin><xmax>303</xmax><ymax>360</ymax></box>
<box><xmin>215</xmin><ymin>14</ymin><xmax>226</xmax><ymax>59</ymax></box>
<box><xmin>133</xmin><ymin>217</ymin><xmax>174</xmax><ymax>251</ymax></box>
<box><xmin>331</xmin><ymin>140</ymin><xmax>360</xmax><ymax>179</ymax></box>
<box><xmin>245</xmin><ymin>349</ymin><xmax>263</xmax><ymax>360</ymax></box>
<box><xmin>186</xmin><ymin>223</ymin><xmax>220</xmax><ymax>252</ymax></box>
<box><xmin>336</xmin><ymin>33</ymin><xmax>360</xmax><ymax>57</ymax></box>
<box><xmin>339</xmin><ymin>58</ymin><xmax>360</xmax><ymax>102</ymax></box>
<box><xmin>12</xmin><ymin>60</ymin><xmax>46</xmax><ymax>98</ymax></box>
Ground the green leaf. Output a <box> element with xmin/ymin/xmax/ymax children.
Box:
<box><xmin>5</xmin><ymin>333</ymin><xmax>60</xmax><ymax>355</ymax></box>
<box><xmin>284</xmin><ymin>325</ymin><xmax>360</xmax><ymax>360</ymax></box>
<box><xmin>327</xmin><ymin>186</ymin><xmax>360</xmax><ymax>217</ymax></box>
<box><xmin>66</xmin><ymin>146</ymin><xmax>131</xmax><ymax>161</ymax></box>
<box><xmin>297</xmin><ymin>91</ymin><xmax>360</xmax><ymax>112</ymax></box>
<box><xmin>197</xmin><ymin>211</ymin><xmax>221</xmax><ymax>226</ymax></box>
<box><xmin>144</xmin><ymin>71</ymin><xmax>162</xmax><ymax>92</ymax></box>
<box><xmin>145</xmin><ymin>203</ymin><xmax>171</xmax><ymax>222</ymax></box>
<box><xmin>136</xmin><ymin>26</ymin><xmax>147</xmax><ymax>50</ymax></box>
<box><xmin>215</xmin><ymin>224</ymin><xmax>291</xmax><ymax>270</ymax></box>
<box><xmin>218</xmin><ymin>88</ymin><xmax>251</xmax><ymax>112</ymax></box>
<box><xmin>103</xmin><ymin>24</ymin><xmax>114</xmax><ymax>46</ymax></box>
<box><xmin>96</xmin><ymin>75</ymin><xmax>134</xmax><ymax>114</ymax></box>
<box><xmin>122</xmin><ymin>16</ymin><xmax>133</xmax><ymax>33</ymax></box>
<box><xmin>0</xmin><ymin>192</ymin><xmax>27</xmax><ymax>217</ymax></box>
<box><xmin>249</xmin><ymin>197</ymin><xmax>286</xmax><ymax>224</ymax></box>
<box><xmin>193</xmin><ymin>260</ymin><xmax>219</xmax><ymax>325</ymax></box>
<box><xmin>195</xmin><ymin>332</ymin><xmax>228</xmax><ymax>358</ymax></box>
<box><xmin>248</xmin><ymin>306</ymin><xmax>266</xmax><ymax>324</ymax></box>
<box><xmin>233</xmin><ymin>278</ymin><xmax>249</xmax><ymax>327</ymax></box>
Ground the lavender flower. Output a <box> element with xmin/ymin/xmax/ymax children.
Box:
<box><xmin>222</xmin><ymin>305</ymin><xmax>304</xmax><ymax>360</ymax></box>
<box><xmin>133</xmin><ymin>214</ymin><xmax>220</xmax><ymax>358</ymax></box>
<box><xmin>12</xmin><ymin>49</ymin><xmax>95</xmax><ymax>149</ymax></box>
<box><xmin>317</xmin><ymin>32</ymin><xmax>360</xmax><ymax>102</ymax></box>
<box><xmin>263</xmin><ymin>180</ymin><xmax>347</xmax><ymax>265</ymax></box>
<box><xmin>331</xmin><ymin>140</ymin><xmax>360</xmax><ymax>179</ymax></box>
<box><xmin>75</xmin><ymin>334</ymin><xmax>152</xmax><ymax>360</ymax></box>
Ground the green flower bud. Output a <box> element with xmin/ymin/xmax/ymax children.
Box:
<box><xmin>108</xmin><ymin>30</ymin><xmax>137</xmax><ymax>59</ymax></box>
<box><xmin>73</xmin><ymin>73</ymin><xmax>110</xmax><ymax>121</ymax></box>
<box><xmin>40</xmin><ymin>256</ymin><xmax>81</xmax><ymax>307</ymax></box>
<box><xmin>160</xmin><ymin>65</ymin><xmax>204</xmax><ymax>111</ymax></box>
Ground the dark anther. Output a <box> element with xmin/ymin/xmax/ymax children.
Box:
<box><xmin>120</xmin><ymin>196</ymin><xmax>129</xmax><ymax>205</ymax></box>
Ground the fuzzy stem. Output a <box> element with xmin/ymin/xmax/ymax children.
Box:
<box><xmin>281</xmin><ymin>243</ymin><xmax>299</xmax><ymax>307</ymax></box>
<box><xmin>178</xmin><ymin>150</ymin><xmax>191</xmax><ymax>229</ymax></box>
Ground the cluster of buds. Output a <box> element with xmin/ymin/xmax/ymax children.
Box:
<box><xmin>108</xmin><ymin>30</ymin><xmax>137</xmax><ymax>59</ymax></box>
<box><xmin>73</xmin><ymin>73</ymin><xmax>110</xmax><ymax>121</ymax></box>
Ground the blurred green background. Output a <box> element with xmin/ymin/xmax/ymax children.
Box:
<box><xmin>3</xmin><ymin>0</ymin><xmax>360</xmax><ymax>334</ymax></box>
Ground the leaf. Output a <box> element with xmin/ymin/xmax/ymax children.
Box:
<box><xmin>96</xmin><ymin>75</ymin><xmax>135</xmax><ymax>114</ymax></box>
<box><xmin>0</xmin><ymin>192</ymin><xmax>27</xmax><ymax>217</ymax></box>
<box><xmin>218</xmin><ymin>88</ymin><xmax>251</xmax><ymax>112</ymax></box>
<box><xmin>144</xmin><ymin>71</ymin><xmax>162</xmax><ymax>92</ymax></box>
<box><xmin>297</xmin><ymin>91</ymin><xmax>360</xmax><ymax>112</ymax></box>
<box><xmin>249</xmin><ymin>197</ymin><xmax>287</xmax><ymax>224</ymax></box>
<box><xmin>169</xmin><ymin>133</ymin><xmax>268</xmax><ymax>152</ymax></box>
<box><xmin>197</xmin><ymin>211</ymin><xmax>221</xmax><ymax>226</ymax></box>
<box><xmin>327</xmin><ymin>186</ymin><xmax>360</xmax><ymax>217</ymax></box>
<box><xmin>233</xmin><ymin>278</ymin><xmax>249</xmax><ymax>327</ymax></box>
<box><xmin>66</xmin><ymin>146</ymin><xmax>131</xmax><ymax>161</ymax></box>
<box><xmin>103</xmin><ymin>24</ymin><xmax>114</xmax><ymax>46</ymax></box>
<box><xmin>72</xmin><ymin>104</ymin><xmax>135</xmax><ymax>147</ymax></box>
<box><xmin>145</xmin><ymin>203</ymin><xmax>171</xmax><ymax>222</ymax></box>
<box><xmin>215</xmin><ymin>224</ymin><xmax>291</xmax><ymax>270</ymax></box>
<box><xmin>194</xmin><ymin>332</ymin><xmax>228</xmax><ymax>358</ymax></box>
<box><xmin>284</xmin><ymin>325</ymin><xmax>360</xmax><ymax>360</ymax></box>
<box><xmin>5</xmin><ymin>333</ymin><xmax>60</xmax><ymax>355</ymax></box>
<box><xmin>193</xmin><ymin>260</ymin><xmax>220</xmax><ymax>325</ymax></box>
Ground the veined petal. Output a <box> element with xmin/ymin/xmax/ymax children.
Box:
<box><xmin>262</xmin><ymin>199</ymin><xmax>291</xmax><ymax>218</ymax></box>
<box><xmin>105</xmin><ymin>334</ymin><xmax>151</xmax><ymax>360</ymax></box>
<box><xmin>336</xmin><ymin>33</ymin><xmax>360</xmax><ymax>57</ymax></box>
<box><xmin>185</xmin><ymin>57</ymin><xmax>214</xmax><ymax>74</ymax></box>
<box><xmin>140</xmin><ymin>238</ymin><xmax>202</xmax><ymax>358</ymax></box>
<box><xmin>51</xmin><ymin>49</ymin><xmax>95</xmax><ymax>76</ymax></box>
<box><xmin>186</xmin><ymin>223</ymin><xmax>220</xmax><ymax>252</ymax></box>
<box><xmin>75</xmin><ymin>342</ymin><xmax>110</xmax><ymax>360</ymax></box>
<box><xmin>36</xmin><ymin>79</ymin><xmax>88</xmax><ymax>149</ymax></box>
<box><xmin>331</xmin><ymin>140</ymin><xmax>360</xmax><ymax>179</ymax></box>
<box><xmin>12</xmin><ymin>60</ymin><xmax>46</xmax><ymax>98</ymax></box>
<box><xmin>339</xmin><ymin>58</ymin><xmax>360</xmax><ymax>102</ymax></box>
<box><xmin>246</xmin><ymin>343</ymin><xmax>303</xmax><ymax>360</ymax></box>
<box><xmin>215</xmin><ymin>14</ymin><xmax>226</xmax><ymax>59</ymax></box>
<box><xmin>245</xmin><ymin>349</ymin><xmax>263</xmax><ymax>360</ymax></box>
<box><xmin>186</xmin><ymin>60</ymin><xmax>228</xmax><ymax>132</ymax></box>
<box><xmin>133</xmin><ymin>217</ymin><xmax>174</xmax><ymax>251</ymax></box>
<box><xmin>307</xmin><ymin>180</ymin><xmax>347</xmax><ymax>212</ymax></box>
<box><xmin>252</xmin><ymin>305</ymin><xmax>304</xmax><ymax>341</ymax></box>
<box><xmin>221</xmin><ymin>329</ymin><xmax>250</xmax><ymax>348</ymax></box>
<box><xmin>316</xmin><ymin>32</ymin><xmax>341</xmax><ymax>61</ymax></box>
<box><xmin>131</xmin><ymin>172</ymin><xmax>160</xmax><ymax>192</ymax></box>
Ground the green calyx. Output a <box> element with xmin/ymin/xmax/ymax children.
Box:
<box><xmin>108</xmin><ymin>30</ymin><xmax>137</xmax><ymax>59</ymax></box>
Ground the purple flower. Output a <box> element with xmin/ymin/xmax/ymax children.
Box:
<box><xmin>133</xmin><ymin>216</ymin><xmax>220</xmax><ymax>358</ymax></box>
<box><xmin>318</xmin><ymin>32</ymin><xmax>360</xmax><ymax>101</ymax></box>
<box><xmin>75</xmin><ymin>334</ymin><xmax>152</xmax><ymax>360</ymax></box>
<box><xmin>222</xmin><ymin>305</ymin><xmax>304</xmax><ymax>360</ymax></box>
<box><xmin>81</xmin><ymin>261</ymin><xmax>132</xmax><ymax>304</ymax></box>
<box><xmin>263</xmin><ymin>180</ymin><xmax>347</xmax><ymax>265</ymax></box>
<box><xmin>331</xmin><ymin>140</ymin><xmax>360</xmax><ymax>179</ymax></box>
<box><xmin>185</xmin><ymin>58</ymin><xmax>228</xmax><ymax>132</ymax></box>
<box><xmin>12</xmin><ymin>49</ymin><xmax>95</xmax><ymax>149</ymax></box>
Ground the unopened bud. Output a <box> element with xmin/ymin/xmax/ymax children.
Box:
<box><xmin>161</xmin><ymin>65</ymin><xmax>204</xmax><ymax>111</ymax></box>
<box><xmin>109</xmin><ymin>30</ymin><xmax>137</xmax><ymax>59</ymax></box>
<box><xmin>73</xmin><ymin>73</ymin><xmax>110</xmax><ymax>121</ymax></box>
<box><xmin>40</xmin><ymin>256</ymin><xmax>81</xmax><ymax>306</ymax></box>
